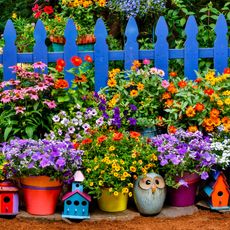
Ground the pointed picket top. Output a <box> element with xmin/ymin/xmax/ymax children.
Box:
<box><xmin>3</xmin><ymin>19</ymin><xmax>17</xmax><ymax>81</ymax></box>
<box><xmin>74</xmin><ymin>170</ymin><xmax>85</xmax><ymax>182</ymax></box>
<box><xmin>33</xmin><ymin>20</ymin><xmax>48</xmax><ymax>72</ymax></box>
<box><xmin>214</xmin><ymin>14</ymin><xmax>228</xmax><ymax>73</ymax></box>
<box><xmin>155</xmin><ymin>16</ymin><xmax>168</xmax><ymax>37</ymax></box>
<box><xmin>184</xmin><ymin>16</ymin><xmax>198</xmax><ymax>79</ymax></box>
<box><xmin>155</xmin><ymin>16</ymin><xmax>169</xmax><ymax>77</ymax></box>
<box><xmin>64</xmin><ymin>18</ymin><xmax>77</xmax><ymax>41</ymax></box>
<box><xmin>94</xmin><ymin>18</ymin><xmax>109</xmax><ymax>91</ymax></box>
<box><xmin>95</xmin><ymin>18</ymin><xmax>107</xmax><ymax>40</ymax></box>
<box><xmin>125</xmin><ymin>17</ymin><xmax>139</xmax><ymax>38</ymax></box>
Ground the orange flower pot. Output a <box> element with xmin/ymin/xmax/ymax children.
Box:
<box><xmin>20</xmin><ymin>176</ymin><xmax>62</xmax><ymax>215</ymax></box>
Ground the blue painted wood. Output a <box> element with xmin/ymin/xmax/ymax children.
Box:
<box><xmin>94</xmin><ymin>18</ymin><xmax>108</xmax><ymax>91</ymax></box>
<box><xmin>33</xmin><ymin>20</ymin><xmax>48</xmax><ymax>73</ymax></box>
<box><xmin>64</xmin><ymin>19</ymin><xmax>78</xmax><ymax>85</ymax></box>
<box><xmin>214</xmin><ymin>14</ymin><xmax>228</xmax><ymax>74</ymax></box>
<box><xmin>124</xmin><ymin>17</ymin><xmax>139</xmax><ymax>71</ymax></box>
<box><xmin>185</xmin><ymin>16</ymin><xmax>198</xmax><ymax>80</ymax></box>
<box><xmin>155</xmin><ymin>16</ymin><xmax>169</xmax><ymax>78</ymax></box>
<box><xmin>3</xmin><ymin>20</ymin><xmax>17</xmax><ymax>81</ymax></box>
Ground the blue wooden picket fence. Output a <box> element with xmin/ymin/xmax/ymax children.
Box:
<box><xmin>0</xmin><ymin>14</ymin><xmax>229</xmax><ymax>91</ymax></box>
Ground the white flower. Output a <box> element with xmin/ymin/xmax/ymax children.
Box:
<box><xmin>52</xmin><ymin>115</ymin><xmax>60</xmax><ymax>123</ymax></box>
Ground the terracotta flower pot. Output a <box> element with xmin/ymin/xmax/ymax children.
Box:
<box><xmin>20</xmin><ymin>176</ymin><xmax>62</xmax><ymax>215</ymax></box>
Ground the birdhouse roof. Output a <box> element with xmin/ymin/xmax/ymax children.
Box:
<box><xmin>74</xmin><ymin>170</ymin><xmax>85</xmax><ymax>182</ymax></box>
<box><xmin>0</xmin><ymin>181</ymin><xmax>18</xmax><ymax>192</ymax></box>
<box><xmin>62</xmin><ymin>189</ymin><xmax>91</xmax><ymax>202</ymax></box>
<box><xmin>212</xmin><ymin>172</ymin><xmax>230</xmax><ymax>192</ymax></box>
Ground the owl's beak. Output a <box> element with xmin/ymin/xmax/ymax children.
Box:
<box><xmin>152</xmin><ymin>185</ymin><xmax>156</xmax><ymax>193</ymax></box>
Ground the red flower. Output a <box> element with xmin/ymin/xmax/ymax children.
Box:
<box><xmin>178</xmin><ymin>80</ymin><xmax>187</xmax><ymax>88</ymax></box>
<box><xmin>113</xmin><ymin>132</ymin><xmax>123</xmax><ymax>141</ymax></box>
<box><xmin>169</xmin><ymin>72</ymin><xmax>177</xmax><ymax>77</ymax></box>
<box><xmin>130</xmin><ymin>131</ymin><xmax>141</xmax><ymax>139</ymax></box>
<box><xmin>97</xmin><ymin>135</ymin><xmax>107</xmax><ymax>143</ymax></box>
<box><xmin>204</xmin><ymin>88</ymin><xmax>214</xmax><ymax>96</ymax></box>
<box><xmin>168</xmin><ymin>125</ymin><xmax>177</xmax><ymax>134</ymax></box>
<box><xmin>73</xmin><ymin>142</ymin><xmax>80</xmax><ymax>149</ymax></box>
<box><xmin>71</xmin><ymin>56</ymin><xmax>82</xmax><ymax>66</ymax></box>
<box><xmin>195</xmin><ymin>103</ymin><xmax>205</xmax><ymax>112</ymax></box>
<box><xmin>56</xmin><ymin>59</ymin><xmax>66</xmax><ymax>67</ymax></box>
<box><xmin>54</xmin><ymin>79</ymin><xmax>69</xmax><ymax>89</ymax></box>
<box><xmin>82</xmin><ymin>138</ymin><xmax>93</xmax><ymax>145</ymax></box>
<box><xmin>223</xmin><ymin>68</ymin><xmax>230</xmax><ymax>74</ymax></box>
<box><xmin>55</xmin><ymin>65</ymin><xmax>63</xmax><ymax>72</ymax></box>
<box><xmin>43</xmin><ymin>6</ymin><xmax>54</xmax><ymax>15</ymax></box>
<box><xmin>34</xmin><ymin>11</ymin><xmax>42</xmax><ymax>18</ymax></box>
<box><xmin>194</xmin><ymin>78</ymin><xmax>202</xmax><ymax>83</ymax></box>
<box><xmin>84</xmin><ymin>55</ymin><xmax>93</xmax><ymax>63</ymax></box>
<box><xmin>32</xmin><ymin>4</ymin><xmax>39</xmax><ymax>12</ymax></box>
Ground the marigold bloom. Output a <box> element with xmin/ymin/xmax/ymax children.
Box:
<box><xmin>162</xmin><ymin>92</ymin><xmax>171</xmax><ymax>100</ymax></box>
<box><xmin>84</xmin><ymin>55</ymin><xmax>93</xmax><ymax>63</ymax></box>
<box><xmin>168</xmin><ymin>125</ymin><xmax>177</xmax><ymax>134</ymax></box>
<box><xmin>211</xmin><ymin>117</ymin><xmax>221</xmax><ymax>127</ymax></box>
<box><xmin>130</xmin><ymin>90</ymin><xmax>138</xmax><ymax>97</ymax></box>
<box><xmin>188</xmin><ymin>126</ymin><xmax>198</xmax><ymax>133</ymax></box>
<box><xmin>113</xmin><ymin>132</ymin><xmax>123</xmax><ymax>141</ymax></box>
<box><xmin>204</xmin><ymin>88</ymin><xmax>214</xmax><ymax>96</ymax></box>
<box><xmin>97</xmin><ymin>135</ymin><xmax>107</xmax><ymax>143</ymax></box>
<box><xmin>130</xmin><ymin>131</ymin><xmax>141</xmax><ymax>139</ymax></box>
<box><xmin>56</xmin><ymin>59</ymin><xmax>66</xmax><ymax>67</ymax></box>
<box><xmin>210</xmin><ymin>108</ymin><xmax>220</xmax><ymax>118</ymax></box>
<box><xmin>205</xmin><ymin>125</ymin><xmax>214</xmax><ymax>132</ymax></box>
<box><xmin>165</xmin><ymin>99</ymin><xmax>174</xmax><ymax>107</ymax></box>
<box><xmin>107</xmin><ymin>78</ymin><xmax>117</xmax><ymax>87</ymax></box>
<box><xmin>132</xmin><ymin>60</ymin><xmax>141</xmax><ymax>69</ymax></box>
<box><xmin>54</xmin><ymin>79</ymin><xmax>69</xmax><ymax>89</ymax></box>
<box><xmin>55</xmin><ymin>64</ymin><xmax>63</xmax><ymax>72</ymax></box>
<box><xmin>81</xmin><ymin>138</ymin><xmax>92</xmax><ymax>145</ymax></box>
<box><xmin>195</xmin><ymin>103</ymin><xmax>205</xmax><ymax>112</ymax></box>
<box><xmin>71</xmin><ymin>56</ymin><xmax>82</xmax><ymax>66</ymax></box>
<box><xmin>178</xmin><ymin>80</ymin><xmax>187</xmax><ymax>88</ymax></box>
<box><xmin>169</xmin><ymin>72</ymin><xmax>177</xmax><ymax>77</ymax></box>
<box><xmin>222</xmin><ymin>117</ymin><xmax>230</xmax><ymax>124</ymax></box>
<box><xmin>137</xmin><ymin>82</ymin><xmax>144</xmax><ymax>91</ymax></box>
<box><xmin>74</xmin><ymin>74</ymin><xmax>87</xmax><ymax>83</ymax></box>
<box><xmin>186</xmin><ymin>106</ymin><xmax>196</xmax><ymax>117</ymax></box>
<box><xmin>167</xmin><ymin>83</ymin><xmax>177</xmax><ymax>94</ymax></box>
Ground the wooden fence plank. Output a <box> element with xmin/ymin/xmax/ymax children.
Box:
<box><xmin>3</xmin><ymin>20</ymin><xmax>17</xmax><ymax>81</ymax></box>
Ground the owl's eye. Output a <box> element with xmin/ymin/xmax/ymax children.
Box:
<box><xmin>154</xmin><ymin>176</ymin><xmax>165</xmax><ymax>189</ymax></box>
<box><xmin>139</xmin><ymin>177</ymin><xmax>153</xmax><ymax>190</ymax></box>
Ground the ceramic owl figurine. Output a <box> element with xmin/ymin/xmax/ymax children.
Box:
<box><xmin>134</xmin><ymin>172</ymin><xmax>166</xmax><ymax>215</ymax></box>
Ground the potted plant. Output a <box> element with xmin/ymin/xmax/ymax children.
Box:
<box><xmin>150</xmin><ymin>129</ymin><xmax>217</xmax><ymax>207</ymax></box>
<box><xmin>79</xmin><ymin>128</ymin><xmax>158</xmax><ymax>212</ymax></box>
<box><xmin>160</xmin><ymin>68</ymin><xmax>230</xmax><ymax>134</ymax></box>
<box><xmin>99</xmin><ymin>59</ymin><xmax>165</xmax><ymax>136</ymax></box>
<box><xmin>1</xmin><ymin>138</ymin><xmax>84</xmax><ymax>215</ymax></box>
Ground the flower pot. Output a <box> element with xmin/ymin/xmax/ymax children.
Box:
<box><xmin>20</xmin><ymin>176</ymin><xmax>62</xmax><ymax>215</ymax></box>
<box><xmin>97</xmin><ymin>188</ymin><xmax>128</xmax><ymax>212</ymax></box>
<box><xmin>167</xmin><ymin>173</ymin><xmax>200</xmax><ymax>207</ymax></box>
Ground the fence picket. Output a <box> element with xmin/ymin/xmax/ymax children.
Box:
<box><xmin>185</xmin><ymin>16</ymin><xmax>198</xmax><ymax>80</ymax></box>
<box><xmin>3</xmin><ymin>20</ymin><xmax>17</xmax><ymax>81</ymax></box>
<box><xmin>33</xmin><ymin>20</ymin><xmax>48</xmax><ymax>73</ymax></box>
<box><xmin>94</xmin><ymin>18</ymin><xmax>108</xmax><ymax>91</ymax></box>
<box><xmin>155</xmin><ymin>16</ymin><xmax>169</xmax><ymax>77</ymax></box>
<box><xmin>214</xmin><ymin>14</ymin><xmax>228</xmax><ymax>74</ymax></box>
<box><xmin>124</xmin><ymin>17</ymin><xmax>139</xmax><ymax>71</ymax></box>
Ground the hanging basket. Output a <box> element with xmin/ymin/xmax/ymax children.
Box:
<box><xmin>20</xmin><ymin>176</ymin><xmax>62</xmax><ymax>215</ymax></box>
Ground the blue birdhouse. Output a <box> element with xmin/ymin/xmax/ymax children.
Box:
<box><xmin>62</xmin><ymin>171</ymin><xmax>91</xmax><ymax>219</ymax></box>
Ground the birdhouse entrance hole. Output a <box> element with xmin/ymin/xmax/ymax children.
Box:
<box><xmin>3</xmin><ymin>196</ymin><xmax>10</xmax><ymax>203</ymax></box>
<box><xmin>217</xmin><ymin>191</ymin><xmax>223</xmax><ymax>197</ymax></box>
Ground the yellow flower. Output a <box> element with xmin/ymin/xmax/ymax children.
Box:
<box><xmin>222</xmin><ymin>90</ymin><xmax>230</xmax><ymax>96</ymax></box>
<box><xmin>99</xmin><ymin>180</ymin><xmax>103</xmax><ymax>186</ymax></box>
<box><xmin>152</xmin><ymin>154</ymin><xmax>158</xmax><ymax>161</ymax></box>
<box><xmin>128</xmin><ymin>183</ymin><xmax>133</xmax><ymax>188</ymax></box>
<box><xmin>137</xmin><ymin>83</ymin><xmax>144</xmax><ymax>91</ymax></box>
<box><xmin>138</xmin><ymin>160</ymin><xmax>143</xmax><ymax>165</ymax></box>
<box><xmin>109</xmin><ymin>188</ymin><xmax>113</xmax><ymax>192</ymax></box>
<box><xmin>186</xmin><ymin>106</ymin><xmax>196</xmax><ymax>117</ymax></box>
<box><xmin>94</xmin><ymin>165</ymin><xmax>99</xmax><ymax>170</ymax></box>
<box><xmin>114</xmin><ymin>191</ymin><xmax>119</xmax><ymax>196</ymax></box>
<box><xmin>100</xmin><ymin>170</ymin><xmax>105</xmax><ymax>174</ymax></box>
<box><xmin>120</xmin><ymin>176</ymin><xmax>126</xmax><ymax>181</ymax></box>
<box><xmin>86</xmin><ymin>168</ymin><xmax>91</xmax><ymax>173</ymax></box>
<box><xmin>114</xmin><ymin>172</ymin><xmax>119</xmax><ymax>177</ymax></box>
<box><xmin>224</xmin><ymin>98</ymin><xmax>230</xmax><ymax>105</ymax></box>
<box><xmin>141</xmin><ymin>168</ymin><xmax>147</xmax><ymax>174</ymax></box>
<box><xmin>89</xmin><ymin>182</ymin><xmax>94</xmax><ymax>187</ymax></box>
<box><xmin>123</xmin><ymin>172</ymin><xmax>130</xmax><ymax>177</ymax></box>
<box><xmin>109</xmin><ymin>146</ymin><xmax>115</xmax><ymax>151</ymax></box>
<box><xmin>128</xmin><ymin>192</ymin><xmax>133</xmax><ymax>197</ymax></box>
<box><xmin>12</xmin><ymin>13</ymin><xmax>17</xmax><ymax>19</ymax></box>
<box><xmin>217</xmin><ymin>100</ymin><xmax>224</xmax><ymax>106</ymax></box>
<box><xmin>130</xmin><ymin>90</ymin><xmax>138</xmax><ymax>97</ymax></box>
<box><xmin>115</xmin><ymin>166</ymin><xmax>121</xmax><ymax>171</ymax></box>
<box><xmin>130</xmin><ymin>166</ymin><xmax>136</xmax><ymax>172</ymax></box>
<box><xmin>131</xmin><ymin>152</ymin><xmax>137</xmax><ymax>158</ymax></box>
<box><xmin>122</xmin><ymin>187</ymin><xmax>129</xmax><ymax>194</ymax></box>
<box><xmin>107</xmin><ymin>78</ymin><xmax>117</xmax><ymax>87</ymax></box>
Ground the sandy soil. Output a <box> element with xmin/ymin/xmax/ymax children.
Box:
<box><xmin>0</xmin><ymin>209</ymin><xmax>230</xmax><ymax>230</ymax></box>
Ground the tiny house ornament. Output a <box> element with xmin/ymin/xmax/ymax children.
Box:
<box><xmin>62</xmin><ymin>171</ymin><xmax>91</xmax><ymax>219</ymax></box>
<box><xmin>134</xmin><ymin>172</ymin><xmax>166</xmax><ymax>215</ymax></box>
<box><xmin>0</xmin><ymin>181</ymin><xmax>19</xmax><ymax>216</ymax></box>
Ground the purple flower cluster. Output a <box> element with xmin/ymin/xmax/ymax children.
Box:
<box><xmin>1</xmin><ymin>139</ymin><xmax>84</xmax><ymax>184</ymax></box>
<box><xmin>151</xmin><ymin>129</ymin><xmax>217</xmax><ymax>183</ymax></box>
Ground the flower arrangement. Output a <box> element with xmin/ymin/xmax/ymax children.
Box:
<box><xmin>80</xmin><ymin>129</ymin><xmax>158</xmax><ymax>198</ymax></box>
<box><xmin>1</xmin><ymin>139</ymin><xmax>84</xmax><ymax>184</ymax></box>
<box><xmin>150</xmin><ymin>129</ymin><xmax>217</xmax><ymax>188</ymax></box>
<box><xmin>99</xmin><ymin>60</ymin><xmax>165</xmax><ymax>129</ymax></box>
<box><xmin>0</xmin><ymin>63</ymin><xmax>57</xmax><ymax>142</ymax></box>
<box><xmin>160</xmin><ymin>68</ymin><xmax>230</xmax><ymax>134</ymax></box>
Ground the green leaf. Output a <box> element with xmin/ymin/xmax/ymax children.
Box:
<box><xmin>4</xmin><ymin>127</ymin><xmax>12</xmax><ymax>141</ymax></box>
<box><xmin>25</xmin><ymin>126</ymin><xmax>34</xmax><ymax>138</ymax></box>
<box><xmin>58</xmin><ymin>95</ymin><xmax>70</xmax><ymax>103</ymax></box>
<box><xmin>180</xmin><ymin>18</ymin><xmax>186</xmax><ymax>27</ymax></box>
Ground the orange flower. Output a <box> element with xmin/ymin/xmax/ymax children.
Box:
<box><xmin>194</xmin><ymin>78</ymin><xmax>202</xmax><ymax>83</ymax></box>
<box><xmin>211</xmin><ymin>117</ymin><xmax>221</xmax><ymax>127</ymax></box>
<box><xmin>113</xmin><ymin>132</ymin><xmax>123</xmax><ymax>141</ymax></box>
<box><xmin>156</xmin><ymin>116</ymin><xmax>164</xmax><ymax>126</ymax></box>
<box><xmin>71</xmin><ymin>56</ymin><xmax>82</xmax><ymax>66</ymax></box>
<box><xmin>82</xmin><ymin>138</ymin><xmax>93</xmax><ymax>145</ymax></box>
<box><xmin>205</xmin><ymin>125</ymin><xmax>214</xmax><ymax>132</ymax></box>
<box><xmin>132</xmin><ymin>60</ymin><xmax>141</xmax><ymax>69</ymax></box>
<box><xmin>55</xmin><ymin>64</ymin><xmax>63</xmax><ymax>72</ymax></box>
<box><xmin>204</xmin><ymin>88</ymin><xmax>214</xmax><ymax>96</ymax></box>
<box><xmin>165</xmin><ymin>99</ymin><xmax>174</xmax><ymax>107</ymax></box>
<box><xmin>56</xmin><ymin>59</ymin><xmax>66</xmax><ymax>67</ymax></box>
<box><xmin>195</xmin><ymin>103</ymin><xmax>205</xmax><ymax>112</ymax></box>
<box><xmin>137</xmin><ymin>83</ymin><xmax>144</xmax><ymax>91</ymax></box>
<box><xmin>223</xmin><ymin>68</ymin><xmax>230</xmax><ymax>74</ymax></box>
<box><xmin>222</xmin><ymin>117</ymin><xmax>230</xmax><ymax>124</ymax></box>
<box><xmin>130</xmin><ymin>131</ymin><xmax>141</xmax><ymax>139</ymax></box>
<box><xmin>186</xmin><ymin>106</ymin><xmax>196</xmax><ymax>117</ymax></box>
<box><xmin>168</xmin><ymin>125</ymin><xmax>177</xmax><ymax>134</ymax></box>
<box><xmin>169</xmin><ymin>72</ymin><xmax>177</xmax><ymax>77</ymax></box>
<box><xmin>202</xmin><ymin>118</ymin><xmax>213</xmax><ymax>127</ymax></box>
<box><xmin>162</xmin><ymin>92</ymin><xmax>171</xmax><ymax>100</ymax></box>
<box><xmin>74</xmin><ymin>74</ymin><xmax>87</xmax><ymax>83</ymax></box>
<box><xmin>84</xmin><ymin>55</ymin><xmax>93</xmax><ymax>63</ymax></box>
<box><xmin>167</xmin><ymin>83</ymin><xmax>177</xmax><ymax>94</ymax></box>
<box><xmin>54</xmin><ymin>79</ymin><xmax>69</xmax><ymax>89</ymax></box>
<box><xmin>130</xmin><ymin>90</ymin><xmax>138</xmax><ymax>97</ymax></box>
<box><xmin>210</xmin><ymin>108</ymin><xmax>220</xmax><ymax>118</ymax></box>
<box><xmin>188</xmin><ymin>126</ymin><xmax>198</xmax><ymax>133</ymax></box>
<box><xmin>178</xmin><ymin>80</ymin><xmax>187</xmax><ymax>88</ymax></box>
<box><xmin>97</xmin><ymin>135</ymin><xmax>107</xmax><ymax>143</ymax></box>
<box><xmin>73</xmin><ymin>142</ymin><xmax>80</xmax><ymax>149</ymax></box>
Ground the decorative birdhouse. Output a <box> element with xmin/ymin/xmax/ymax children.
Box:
<box><xmin>203</xmin><ymin>171</ymin><xmax>230</xmax><ymax>210</ymax></box>
<box><xmin>0</xmin><ymin>181</ymin><xmax>19</xmax><ymax>216</ymax></box>
<box><xmin>62</xmin><ymin>171</ymin><xmax>91</xmax><ymax>219</ymax></box>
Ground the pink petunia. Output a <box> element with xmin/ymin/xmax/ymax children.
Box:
<box><xmin>143</xmin><ymin>59</ymin><xmax>150</xmax><ymax>65</ymax></box>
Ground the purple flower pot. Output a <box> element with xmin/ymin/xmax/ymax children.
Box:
<box><xmin>168</xmin><ymin>173</ymin><xmax>200</xmax><ymax>207</ymax></box>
